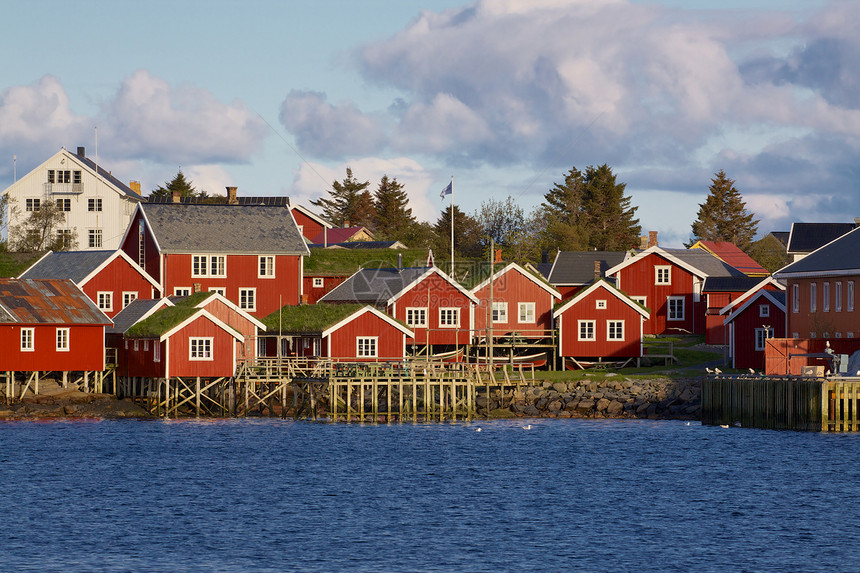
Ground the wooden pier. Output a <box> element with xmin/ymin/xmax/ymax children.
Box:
<box><xmin>702</xmin><ymin>375</ymin><xmax>860</xmax><ymax>432</ymax></box>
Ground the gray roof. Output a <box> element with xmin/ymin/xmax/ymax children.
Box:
<box><xmin>777</xmin><ymin>226</ymin><xmax>860</xmax><ymax>276</ymax></box>
<box><xmin>18</xmin><ymin>250</ymin><xmax>117</xmax><ymax>284</ymax></box>
<box><xmin>786</xmin><ymin>222</ymin><xmax>856</xmax><ymax>254</ymax></box>
<box><xmin>141</xmin><ymin>203</ymin><xmax>310</xmax><ymax>255</ymax></box>
<box><xmin>702</xmin><ymin>276</ymin><xmax>765</xmax><ymax>293</ymax></box>
<box><xmin>147</xmin><ymin>196</ymin><xmax>291</xmax><ymax>206</ymax></box>
<box><xmin>107</xmin><ymin>299</ymin><xmax>167</xmax><ymax>334</ymax></box>
<box><xmin>662</xmin><ymin>249</ymin><xmax>747</xmax><ymax>278</ymax></box>
<box><xmin>319</xmin><ymin>267</ymin><xmax>432</xmax><ymax>304</ymax></box>
<box><xmin>547</xmin><ymin>251</ymin><xmax>628</xmax><ymax>285</ymax></box>
<box><xmin>309</xmin><ymin>240</ymin><xmax>407</xmax><ymax>250</ymax></box>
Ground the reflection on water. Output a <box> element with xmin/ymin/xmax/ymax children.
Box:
<box><xmin>1</xmin><ymin>418</ymin><xmax>859</xmax><ymax>572</ymax></box>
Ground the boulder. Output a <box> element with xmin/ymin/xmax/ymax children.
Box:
<box><xmin>606</xmin><ymin>400</ymin><xmax>624</xmax><ymax>415</ymax></box>
<box><xmin>596</xmin><ymin>398</ymin><xmax>610</xmax><ymax>412</ymax></box>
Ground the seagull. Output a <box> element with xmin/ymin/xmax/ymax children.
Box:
<box><xmin>714</xmin><ymin>368</ymin><xmax>722</xmax><ymax>375</ymax></box>
<box><xmin>685</xmin><ymin>422</ymin><xmax>691</xmax><ymax>426</ymax></box>
<box><xmin>749</xmin><ymin>368</ymin><xmax>755</xmax><ymax>374</ymax></box>
<box><xmin>720</xmin><ymin>424</ymin><xmax>729</xmax><ymax>428</ymax></box>
<box><xmin>705</xmin><ymin>367</ymin><xmax>713</xmax><ymax>374</ymax></box>
<box><xmin>475</xmin><ymin>427</ymin><xmax>482</xmax><ymax>432</ymax></box>
<box><xmin>522</xmin><ymin>424</ymin><xmax>532</xmax><ymax>430</ymax></box>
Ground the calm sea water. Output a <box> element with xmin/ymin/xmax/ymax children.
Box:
<box><xmin>1</xmin><ymin>418</ymin><xmax>859</xmax><ymax>572</ymax></box>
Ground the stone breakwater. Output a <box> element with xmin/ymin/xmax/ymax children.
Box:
<box><xmin>482</xmin><ymin>375</ymin><xmax>702</xmax><ymax>420</ymax></box>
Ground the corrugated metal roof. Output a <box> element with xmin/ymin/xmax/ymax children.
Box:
<box><xmin>18</xmin><ymin>250</ymin><xmax>116</xmax><ymax>284</ymax></box>
<box><xmin>141</xmin><ymin>203</ymin><xmax>309</xmax><ymax>255</ymax></box>
<box><xmin>0</xmin><ymin>279</ymin><xmax>111</xmax><ymax>325</ymax></box>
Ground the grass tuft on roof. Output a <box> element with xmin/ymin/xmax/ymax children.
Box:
<box><xmin>170</xmin><ymin>291</ymin><xmax>215</xmax><ymax>308</ymax></box>
<box><xmin>304</xmin><ymin>248</ymin><xmax>429</xmax><ymax>274</ymax></box>
<box><xmin>262</xmin><ymin>303</ymin><xmax>387</xmax><ymax>334</ymax></box>
<box><xmin>126</xmin><ymin>305</ymin><xmax>201</xmax><ymax>338</ymax></box>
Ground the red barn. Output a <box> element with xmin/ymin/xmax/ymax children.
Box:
<box><xmin>0</xmin><ymin>279</ymin><xmax>111</xmax><ymax>372</ymax></box>
<box><xmin>553</xmin><ymin>280</ymin><xmax>650</xmax><ymax>363</ymax></box>
<box><xmin>18</xmin><ymin>249</ymin><xmax>160</xmax><ymax>318</ymax></box>
<box><xmin>723</xmin><ymin>289</ymin><xmax>786</xmax><ymax>371</ymax></box>
<box><xmin>320</xmin><ymin>266</ymin><xmax>477</xmax><ymax>352</ymax></box>
<box><xmin>119</xmin><ymin>203</ymin><xmax>309</xmax><ymax>318</ymax></box>
<box><xmin>606</xmin><ymin>246</ymin><xmax>747</xmax><ymax>336</ymax></box>
<box><xmin>291</xmin><ymin>204</ymin><xmax>332</xmax><ymax>243</ymax></box>
<box><xmin>470</xmin><ymin>262</ymin><xmax>560</xmax><ymax>338</ymax></box>
<box><xmin>261</xmin><ymin>304</ymin><xmax>413</xmax><ymax>360</ymax></box>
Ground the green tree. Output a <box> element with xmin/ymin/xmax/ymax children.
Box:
<box><xmin>538</xmin><ymin>166</ymin><xmax>587</xmax><ymax>252</ymax></box>
<box><xmin>689</xmin><ymin>170</ymin><xmax>759</xmax><ymax>251</ymax></box>
<box><xmin>580</xmin><ymin>164</ymin><xmax>641</xmax><ymax>251</ymax></box>
<box><xmin>312</xmin><ymin>167</ymin><xmax>376</xmax><ymax>229</ymax></box>
<box><xmin>476</xmin><ymin>196</ymin><xmax>526</xmax><ymax>259</ymax></box>
<box><xmin>373</xmin><ymin>175</ymin><xmax>415</xmax><ymax>240</ymax></box>
<box><xmin>149</xmin><ymin>170</ymin><xmax>208</xmax><ymax>200</ymax></box>
<box><xmin>11</xmin><ymin>200</ymin><xmax>76</xmax><ymax>252</ymax></box>
<box><xmin>433</xmin><ymin>204</ymin><xmax>482</xmax><ymax>259</ymax></box>
<box><xmin>747</xmin><ymin>233</ymin><xmax>792</xmax><ymax>273</ymax></box>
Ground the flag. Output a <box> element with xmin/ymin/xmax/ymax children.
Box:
<box><xmin>440</xmin><ymin>181</ymin><xmax>452</xmax><ymax>199</ymax></box>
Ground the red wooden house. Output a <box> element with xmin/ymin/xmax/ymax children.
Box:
<box><xmin>701</xmin><ymin>276</ymin><xmax>781</xmax><ymax>345</ymax></box>
<box><xmin>0</xmin><ymin>279</ymin><xmax>111</xmax><ymax>372</ymax></box>
<box><xmin>553</xmin><ymin>280</ymin><xmax>650</xmax><ymax>364</ymax></box>
<box><xmin>319</xmin><ymin>265</ymin><xmax>477</xmax><ymax>352</ymax></box>
<box><xmin>723</xmin><ymin>289</ymin><xmax>786</xmax><ymax>371</ymax></box>
<box><xmin>291</xmin><ymin>204</ymin><xmax>332</xmax><ymax>244</ymax></box>
<box><xmin>18</xmin><ymin>249</ymin><xmax>160</xmax><ymax>318</ymax></box>
<box><xmin>261</xmin><ymin>303</ymin><xmax>413</xmax><ymax>360</ymax></box>
<box><xmin>470</xmin><ymin>262</ymin><xmax>560</xmax><ymax>338</ymax></box>
<box><xmin>606</xmin><ymin>246</ymin><xmax>747</xmax><ymax>336</ymax></box>
<box><xmin>303</xmin><ymin>272</ymin><xmax>350</xmax><ymax>304</ymax></box>
<box><xmin>119</xmin><ymin>202</ymin><xmax>310</xmax><ymax>318</ymax></box>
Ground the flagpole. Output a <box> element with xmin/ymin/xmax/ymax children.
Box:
<box><xmin>450</xmin><ymin>176</ymin><xmax>454</xmax><ymax>276</ymax></box>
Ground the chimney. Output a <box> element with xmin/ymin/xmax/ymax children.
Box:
<box><xmin>226</xmin><ymin>186</ymin><xmax>238</xmax><ymax>205</ymax></box>
<box><xmin>494</xmin><ymin>249</ymin><xmax>502</xmax><ymax>264</ymax></box>
<box><xmin>172</xmin><ymin>190</ymin><xmax>181</xmax><ymax>203</ymax></box>
<box><xmin>397</xmin><ymin>253</ymin><xmax>403</xmax><ymax>271</ymax></box>
<box><xmin>541</xmin><ymin>250</ymin><xmax>549</xmax><ymax>264</ymax></box>
<box><xmin>648</xmin><ymin>231</ymin><xmax>658</xmax><ymax>248</ymax></box>
<box><xmin>594</xmin><ymin>260</ymin><xmax>602</xmax><ymax>281</ymax></box>
<box><xmin>193</xmin><ymin>283</ymin><xmax>202</xmax><ymax>293</ymax></box>
<box><xmin>344</xmin><ymin>219</ymin><xmax>351</xmax><ymax>228</ymax></box>
<box><xmin>129</xmin><ymin>181</ymin><xmax>141</xmax><ymax>195</ymax></box>
<box><xmin>77</xmin><ymin>146</ymin><xmax>85</xmax><ymax>157</ymax></box>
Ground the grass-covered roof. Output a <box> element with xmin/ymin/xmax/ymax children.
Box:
<box><xmin>126</xmin><ymin>291</ymin><xmax>235</xmax><ymax>338</ymax></box>
<box><xmin>261</xmin><ymin>303</ymin><xmax>369</xmax><ymax>334</ymax></box>
<box><xmin>304</xmin><ymin>248</ymin><xmax>429</xmax><ymax>275</ymax></box>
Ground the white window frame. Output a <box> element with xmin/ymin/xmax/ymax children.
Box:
<box><xmin>356</xmin><ymin>336</ymin><xmax>378</xmax><ymax>358</ymax></box>
<box><xmin>810</xmin><ymin>283</ymin><xmax>817</xmax><ymax>313</ymax></box>
<box><xmin>578</xmin><ymin>320</ymin><xmax>596</xmax><ymax>341</ymax></box>
<box><xmin>631</xmin><ymin>296</ymin><xmax>647</xmax><ymax>308</ymax></box>
<box><xmin>755</xmin><ymin>328</ymin><xmax>768</xmax><ymax>351</ymax></box>
<box><xmin>153</xmin><ymin>342</ymin><xmax>161</xmax><ymax>362</ymax></box>
<box><xmin>189</xmin><ymin>337</ymin><xmax>213</xmax><ymax>361</ymax></box>
<box><xmin>55</xmin><ymin>198</ymin><xmax>71</xmax><ymax>212</ymax></box>
<box><xmin>595</xmin><ymin>299</ymin><xmax>607</xmax><ymax>310</ymax></box>
<box><xmin>21</xmin><ymin>328</ymin><xmax>34</xmax><ymax>352</ymax></box>
<box><xmin>239</xmin><ymin>288</ymin><xmax>257</xmax><ymax>312</ymax></box>
<box><xmin>759</xmin><ymin>304</ymin><xmax>770</xmax><ymax>318</ymax></box>
<box><xmin>56</xmin><ymin>328</ymin><xmax>69</xmax><ymax>352</ymax></box>
<box><xmin>439</xmin><ymin>307</ymin><xmax>460</xmax><ymax>328</ymax></box>
<box><xmin>173</xmin><ymin>287</ymin><xmax>192</xmax><ymax>297</ymax></box>
<box><xmin>57</xmin><ymin>229</ymin><xmax>74</xmax><ymax>249</ymax></box>
<box><xmin>518</xmin><ymin>302</ymin><xmax>536</xmax><ymax>324</ymax></box>
<box><xmin>667</xmin><ymin>296</ymin><xmax>685</xmax><ymax>321</ymax></box>
<box><xmin>792</xmin><ymin>284</ymin><xmax>800</xmax><ymax>313</ymax></box>
<box><xmin>88</xmin><ymin>229</ymin><xmax>103</xmax><ymax>248</ymax></box>
<box><xmin>312</xmin><ymin>277</ymin><xmax>324</xmax><ymax>288</ymax></box>
<box><xmin>97</xmin><ymin>291</ymin><xmax>113</xmax><ymax>312</ymax></box>
<box><xmin>836</xmin><ymin>282</ymin><xmax>843</xmax><ymax>312</ymax></box>
<box><xmin>191</xmin><ymin>254</ymin><xmax>227</xmax><ymax>278</ymax></box>
<box><xmin>849</xmin><ymin>282</ymin><xmax>855</xmax><ymax>312</ymax></box>
<box><xmin>26</xmin><ymin>198</ymin><xmax>41</xmax><ymax>212</ymax></box>
<box><xmin>144</xmin><ymin>340</ymin><xmax>150</xmax><ymax>351</ymax></box>
<box><xmin>122</xmin><ymin>291</ymin><xmax>138</xmax><ymax>309</ymax></box>
<box><xmin>258</xmin><ymin>255</ymin><xmax>276</xmax><ymax>278</ymax></box>
<box><xmin>823</xmin><ymin>282</ymin><xmax>830</xmax><ymax>312</ymax></box>
<box><xmin>87</xmin><ymin>198</ymin><xmax>103</xmax><ymax>212</ymax></box>
<box><xmin>405</xmin><ymin>307</ymin><xmax>428</xmax><ymax>328</ymax></box>
<box><xmin>655</xmin><ymin>265</ymin><xmax>671</xmax><ymax>285</ymax></box>
<box><xmin>208</xmin><ymin>287</ymin><xmax>226</xmax><ymax>296</ymax></box>
<box><xmin>607</xmin><ymin>320</ymin><xmax>624</xmax><ymax>341</ymax></box>
<box><xmin>492</xmin><ymin>301</ymin><xmax>508</xmax><ymax>324</ymax></box>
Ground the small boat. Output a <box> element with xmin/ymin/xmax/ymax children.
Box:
<box><xmin>473</xmin><ymin>351</ymin><xmax>547</xmax><ymax>367</ymax></box>
<box><xmin>429</xmin><ymin>347</ymin><xmax>465</xmax><ymax>362</ymax></box>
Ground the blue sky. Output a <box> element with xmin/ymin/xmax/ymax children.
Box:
<box><xmin>2</xmin><ymin>0</ymin><xmax>855</xmax><ymax>247</ymax></box>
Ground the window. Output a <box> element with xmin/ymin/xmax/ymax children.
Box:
<box><xmin>239</xmin><ymin>288</ymin><xmax>256</xmax><ymax>311</ymax></box>
<box><xmin>596</xmin><ymin>299</ymin><xmax>607</xmax><ymax>310</ymax></box>
<box><xmin>73</xmin><ymin>170</ymin><xmax>81</xmax><ymax>184</ymax></box>
<box><xmin>57</xmin><ymin>229</ymin><xmax>74</xmax><ymax>249</ymax></box>
<box><xmin>153</xmin><ymin>342</ymin><xmax>161</xmax><ymax>362</ymax></box>
<box><xmin>631</xmin><ymin>296</ymin><xmax>647</xmax><ymax>308</ymax></box>
<box><xmin>312</xmin><ymin>277</ymin><xmax>324</xmax><ymax>288</ymax></box>
<box><xmin>88</xmin><ymin>198</ymin><xmax>102</xmax><ymax>212</ymax></box>
<box><xmin>607</xmin><ymin>320</ymin><xmax>624</xmax><ymax>341</ymax></box>
<box><xmin>836</xmin><ymin>282</ymin><xmax>843</xmax><ymax>312</ymax></box>
<box><xmin>810</xmin><ymin>283</ymin><xmax>817</xmax><ymax>313</ymax></box>
<box><xmin>406</xmin><ymin>307</ymin><xmax>427</xmax><ymax>328</ymax></box>
<box><xmin>49</xmin><ymin>170</ymin><xmax>71</xmax><ymax>183</ymax></box>
<box><xmin>667</xmin><ymin>296</ymin><xmax>685</xmax><ymax>321</ymax></box>
<box><xmin>174</xmin><ymin>287</ymin><xmax>191</xmax><ymax>296</ymax></box>
<box><xmin>143</xmin><ymin>340</ymin><xmax>149</xmax><ymax>351</ymax></box>
<box><xmin>21</xmin><ymin>328</ymin><xmax>34</xmax><ymax>351</ymax></box>
<box><xmin>55</xmin><ymin>198</ymin><xmax>71</xmax><ymax>212</ymax></box>
<box><xmin>189</xmin><ymin>337</ymin><xmax>213</xmax><ymax>360</ymax></box>
<box><xmin>208</xmin><ymin>287</ymin><xmax>226</xmax><ymax>296</ymax></box>
<box><xmin>755</xmin><ymin>328</ymin><xmax>769</xmax><ymax>351</ymax></box>
<box><xmin>357</xmin><ymin>337</ymin><xmax>377</xmax><ymax>358</ymax></box>
<box><xmin>823</xmin><ymin>282</ymin><xmax>830</xmax><ymax>312</ymax></box>
<box><xmin>192</xmin><ymin>255</ymin><xmax>226</xmax><ymax>277</ymax></box>
<box><xmin>122</xmin><ymin>292</ymin><xmax>138</xmax><ymax>309</ymax></box>
<box><xmin>578</xmin><ymin>320</ymin><xmax>595</xmax><ymax>341</ymax></box>
<box><xmin>56</xmin><ymin>328</ymin><xmax>69</xmax><ymax>351</ymax></box>
<box><xmin>133</xmin><ymin>340</ymin><xmax>139</xmax><ymax>351</ymax></box>
<box><xmin>492</xmin><ymin>302</ymin><xmax>508</xmax><ymax>324</ymax></box>
<box><xmin>439</xmin><ymin>308</ymin><xmax>459</xmax><ymax>328</ymax></box>
<box><xmin>97</xmin><ymin>292</ymin><xmax>113</xmax><ymax>312</ymax></box>
<box><xmin>137</xmin><ymin>221</ymin><xmax>146</xmax><ymax>268</ymax></box>
<box><xmin>759</xmin><ymin>305</ymin><xmax>770</xmax><ymax>318</ymax></box>
<box><xmin>26</xmin><ymin>198</ymin><xmax>40</xmax><ymax>212</ymax></box>
<box><xmin>849</xmin><ymin>282</ymin><xmax>855</xmax><ymax>312</ymax></box>
<box><xmin>88</xmin><ymin>229</ymin><xmax>103</xmax><ymax>248</ymax></box>
<box><xmin>792</xmin><ymin>284</ymin><xmax>800</xmax><ymax>313</ymax></box>
<box><xmin>518</xmin><ymin>302</ymin><xmax>535</xmax><ymax>323</ymax></box>
<box><xmin>655</xmin><ymin>265</ymin><xmax>671</xmax><ymax>285</ymax></box>
<box><xmin>258</xmin><ymin>256</ymin><xmax>275</xmax><ymax>278</ymax></box>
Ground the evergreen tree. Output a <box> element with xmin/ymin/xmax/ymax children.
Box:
<box><xmin>373</xmin><ymin>175</ymin><xmax>415</xmax><ymax>240</ymax></box>
<box><xmin>689</xmin><ymin>170</ymin><xmax>759</xmax><ymax>251</ymax></box>
<box><xmin>149</xmin><ymin>170</ymin><xmax>207</xmax><ymax>199</ymax></box>
<box><xmin>312</xmin><ymin>167</ymin><xmax>376</xmax><ymax>229</ymax></box>
<box><xmin>433</xmin><ymin>205</ymin><xmax>482</xmax><ymax>259</ymax></box>
<box><xmin>538</xmin><ymin>167</ymin><xmax>587</xmax><ymax>252</ymax></box>
<box><xmin>580</xmin><ymin>164</ymin><xmax>641</xmax><ymax>251</ymax></box>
